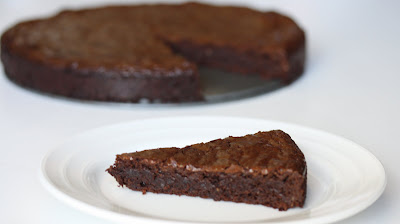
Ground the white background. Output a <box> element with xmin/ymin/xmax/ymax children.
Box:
<box><xmin>0</xmin><ymin>0</ymin><xmax>399</xmax><ymax>223</ymax></box>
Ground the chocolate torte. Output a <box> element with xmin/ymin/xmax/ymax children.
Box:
<box><xmin>107</xmin><ymin>130</ymin><xmax>307</xmax><ymax>210</ymax></box>
<box><xmin>1</xmin><ymin>3</ymin><xmax>305</xmax><ymax>103</ymax></box>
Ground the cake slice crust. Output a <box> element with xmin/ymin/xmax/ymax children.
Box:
<box><xmin>107</xmin><ymin>130</ymin><xmax>307</xmax><ymax>211</ymax></box>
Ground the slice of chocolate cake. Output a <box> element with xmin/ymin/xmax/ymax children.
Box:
<box><xmin>107</xmin><ymin>130</ymin><xmax>307</xmax><ymax>211</ymax></box>
<box><xmin>1</xmin><ymin>3</ymin><xmax>305</xmax><ymax>103</ymax></box>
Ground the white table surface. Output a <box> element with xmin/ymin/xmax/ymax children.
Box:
<box><xmin>0</xmin><ymin>0</ymin><xmax>398</xmax><ymax>223</ymax></box>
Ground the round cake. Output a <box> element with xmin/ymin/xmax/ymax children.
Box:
<box><xmin>0</xmin><ymin>2</ymin><xmax>305</xmax><ymax>103</ymax></box>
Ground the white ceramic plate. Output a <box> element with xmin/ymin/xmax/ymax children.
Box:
<box><xmin>40</xmin><ymin>116</ymin><xmax>386</xmax><ymax>224</ymax></box>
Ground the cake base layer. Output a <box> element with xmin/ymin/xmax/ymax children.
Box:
<box><xmin>0</xmin><ymin>45</ymin><xmax>203</xmax><ymax>103</ymax></box>
<box><xmin>108</xmin><ymin>158</ymin><xmax>306</xmax><ymax>211</ymax></box>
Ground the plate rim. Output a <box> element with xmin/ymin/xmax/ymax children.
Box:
<box><xmin>39</xmin><ymin>115</ymin><xmax>387</xmax><ymax>224</ymax></box>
